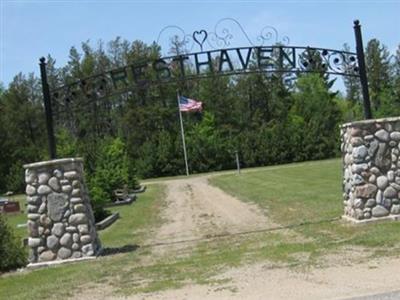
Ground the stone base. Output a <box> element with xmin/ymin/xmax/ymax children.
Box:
<box><xmin>23</xmin><ymin>158</ymin><xmax>101</xmax><ymax>263</ymax></box>
<box><xmin>341</xmin><ymin>116</ymin><xmax>400</xmax><ymax>223</ymax></box>
<box><xmin>342</xmin><ymin>214</ymin><xmax>400</xmax><ymax>224</ymax></box>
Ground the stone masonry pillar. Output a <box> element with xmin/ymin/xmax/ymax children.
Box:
<box><xmin>341</xmin><ymin>117</ymin><xmax>400</xmax><ymax>222</ymax></box>
<box><xmin>24</xmin><ymin>158</ymin><xmax>101</xmax><ymax>263</ymax></box>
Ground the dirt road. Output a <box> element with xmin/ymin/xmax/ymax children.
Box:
<box><xmin>78</xmin><ymin>175</ymin><xmax>400</xmax><ymax>300</ymax></box>
<box><xmin>135</xmin><ymin>176</ymin><xmax>400</xmax><ymax>300</ymax></box>
<box><xmin>151</xmin><ymin>176</ymin><xmax>272</xmax><ymax>254</ymax></box>
<box><xmin>134</xmin><ymin>257</ymin><xmax>400</xmax><ymax>300</ymax></box>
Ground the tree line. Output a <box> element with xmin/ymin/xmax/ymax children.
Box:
<box><xmin>1</xmin><ymin>37</ymin><xmax>400</xmax><ymax>195</ymax></box>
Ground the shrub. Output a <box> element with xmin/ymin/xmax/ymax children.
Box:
<box><xmin>56</xmin><ymin>128</ymin><xmax>77</xmax><ymax>158</ymax></box>
<box><xmin>0</xmin><ymin>214</ymin><xmax>27</xmax><ymax>272</ymax></box>
<box><xmin>89</xmin><ymin>185</ymin><xmax>110</xmax><ymax>222</ymax></box>
<box><xmin>88</xmin><ymin>137</ymin><xmax>139</xmax><ymax>221</ymax></box>
<box><xmin>4</xmin><ymin>162</ymin><xmax>25</xmax><ymax>193</ymax></box>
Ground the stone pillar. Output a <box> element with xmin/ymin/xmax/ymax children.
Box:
<box><xmin>24</xmin><ymin>158</ymin><xmax>101</xmax><ymax>263</ymax></box>
<box><xmin>341</xmin><ymin>117</ymin><xmax>400</xmax><ymax>222</ymax></box>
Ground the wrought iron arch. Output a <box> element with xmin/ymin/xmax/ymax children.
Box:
<box><xmin>39</xmin><ymin>19</ymin><xmax>371</xmax><ymax>158</ymax></box>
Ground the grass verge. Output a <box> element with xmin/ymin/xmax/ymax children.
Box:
<box><xmin>210</xmin><ymin>159</ymin><xmax>400</xmax><ymax>259</ymax></box>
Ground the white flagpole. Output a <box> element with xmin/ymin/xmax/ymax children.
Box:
<box><xmin>177</xmin><ymin>91</ymin><xmax>189</xmax><ymax>176</ymax></box>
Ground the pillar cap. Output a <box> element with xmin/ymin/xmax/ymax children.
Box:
<box><xmin>341</xmin><ymin>116</ymin><xmax>400</xmax><ymax>129</ymax></box>
<box><xmin>23</xmin><ymin>157</ymin><xmax>83</xmax><ymax>169</ymax></box>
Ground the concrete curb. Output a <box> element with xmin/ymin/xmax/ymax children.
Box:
<box><xmin>96</xmin><ymin>212</ymin><xmax>119</xmax><ymax>230</ymax></box>
<box><xmin>342</xmin><ymin>214</ymin><xmax>400</xmax><ymax>225</ymax></box>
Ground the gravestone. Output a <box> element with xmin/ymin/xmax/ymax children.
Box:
<box><xmin>3</xmin><ymin>201</ymin><xmax>20</xmax><ymax>213</ymax></box>
<box><xmin>24</xmin><ymin>158</ymin><xmax>101</xmax><ymax>263</ymax></box>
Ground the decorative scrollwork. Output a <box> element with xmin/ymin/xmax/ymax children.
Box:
<box><xmin>51</xmin><ymin>73</ymin><xmax>115</xmax><ymax>113</ymax></box>
<box><xmin>257</xmin><ymin>26</ymin><xmax>290</xmax><ymax>46</ymax></box>
<box><xmin>156</xmin><ymin>17</ymin><xmax>290</xmax><ymax>53</ymax></box>
<box><xmin>208</xmin><ymin>18</ymin><xmax>251</xmax><ymax>49</ymax></box>
<box><xmin>297</xmin><ymin>47</ymin><xmax>358</xmax><ymax>76</ymax></box>
<box><xmin>156</xmin><ymin>25</ymin><xmax>195</xmax><ymax>54</ymax></box>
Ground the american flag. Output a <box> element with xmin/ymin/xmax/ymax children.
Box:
<box><xmin>179</xmin><ymin>96</ymin><xmax>202</xmax><ymax>112</ymax></box>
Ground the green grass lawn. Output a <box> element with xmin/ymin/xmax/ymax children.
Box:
<box><xmin>210</xmin><ymin>158</ymin><xmax>342</xmax><ymax>225</ymax></box>
<box><xmin>210</xmin><ymin>158</ymin><xmax>400</xmax><ymax>254</ymax></box>
<box><xmin>3</xmin><ymin>159</ymin><xmax>400</xmax><ymax>299</ymax></box>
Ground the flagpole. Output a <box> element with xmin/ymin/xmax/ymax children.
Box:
<box><xmin>177</xmin><ymin>91</ymin><xmax>189</xmax><ymax>176</ymax></box>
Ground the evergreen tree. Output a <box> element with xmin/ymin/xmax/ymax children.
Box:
<box><xmin>298</xmin><ymin>47</ymin><xmax>337</xmax><ymax>94</ymax></box>
<box><xmin>0</xmin><ymin>74</ymin><xmax>45</xmax><ymax>192</ymax></box>
<box><xmin>5</xmin><ymin>36</ymin><xmax>398</xmax><ymax>192</ymax></box>
<box><xmin>393</xmin><ymin>44</ymin><xmax>400</xmax><ymax>102</ymax></box>
<box><xmin>365</xmin><ymin>38</ymin><xmax>391</xmax><ymax>111</ymax></box>
<box><xmin>290</xmin><ymin>74</ymin><xmax>341</xmax><ymax>159</ymax></box>
<box><xmin>342</xmin><ymin>43</ymin><xmax>361</xmax><ymax>104</ymax></box>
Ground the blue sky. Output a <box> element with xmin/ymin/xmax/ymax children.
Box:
<box><xmin>1</xmin><ymin>0</ymin><xmax>400</xmax><ymax>89</ymax></box>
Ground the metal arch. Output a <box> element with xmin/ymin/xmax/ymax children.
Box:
<box><xmin>45</xmin><ymin>22</ymin><xmax>362</xmax><ymax>118</ymax></box>
<box><xmin>48</xmin><ymin>45</ymin><xmax>359</xmax><ymax>115</ymax></box>
<box><xmin>53</xmin><ymin>67</ymin><xmax>361</xmax><ymax>116</ymax></box>
<box><xmin>39</xmin><ymin>19</ymin><xmax>373</xmax><ymax>159</ymax></box>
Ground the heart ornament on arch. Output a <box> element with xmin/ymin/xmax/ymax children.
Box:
<box><xmin>193</xmin><ymin>30</ymin><xmax>208</xmax><ymax>51</ymax></box>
